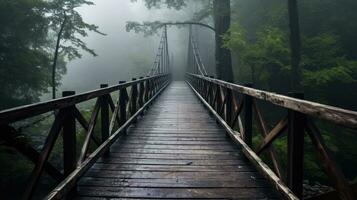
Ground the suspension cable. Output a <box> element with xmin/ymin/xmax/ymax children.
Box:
<box><xmin>147</xmin><ymin>28</ymin><xmax>169</xmax><ymax>76</ymax></box>
<box><xmin>188</xmin><ymin>28</ymin><xmax>208</xmax><ymax>76</ymax></box>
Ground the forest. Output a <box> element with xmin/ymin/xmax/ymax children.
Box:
<box><xmin>0</xmin><ymin>0</ymin><xmax>356</xmax><ymax>199</ymax></box>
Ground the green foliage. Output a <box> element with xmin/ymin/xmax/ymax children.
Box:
<box><xmin>126</xmin><ymin>21</ymin><xmax>165</xmax><ymax>36</ymax></box>
<box><xmin>126</xmin><ymin>0</ymin><xmax>214</xmax><ymax>36</ymax></box>
<box><xmin>0</xmin><ymin>0</ymin><xmax>52</xmax><ymax>109</ymax></box>
<box><xmin>301</xmin><ymin>33</ymin><xmax>357</xmax><ymax>103</ymax></box>
<box><xmin>224</xmin><ymin>23</ymin><xmax>290</xmax><ymax>92</ymax></box>
<box><xmin>0</xmin><ymin>0</ymin><xmax>103</xmax><ymax>109</ymax></box>
<box><xmin>131</xmin><ymin>0</ymin><xmax>187</xmax><ymax>10</ymax></box>
<box><xmin>47</xmin><ymin>0</ymin><xmax>105</xmax><ymax>60</ymax></box>
<box><xmin>227</xmin><ymin>0</ymin><xmax>357</xmax><ymax>184</ymax></box>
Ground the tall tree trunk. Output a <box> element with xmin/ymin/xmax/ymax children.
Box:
<box><xmin>52</xmin><ymin>16</ymin><xmax>67</xmax><ymax>99</ymax></box>
<box><xmin>288</xmin><ymin>0</ymin><xmax>302</xmax><ymax>91</ymax></box>
<box><xmin>213</xmin><ymin>0</ymin><xmax>234</xmax><ymax>82</ymax></box>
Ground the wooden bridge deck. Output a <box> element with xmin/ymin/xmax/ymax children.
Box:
<box><xmin>76</xmin><ymin>82</ymin><xmax>280</xmax><ymax>199</ymax></box>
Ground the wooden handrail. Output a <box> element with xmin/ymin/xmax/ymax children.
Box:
<box><xmin>186</xmin><ymin>73</ymin><xmax>356</xmax><ymax>200</ymax></box>
<box><xmin>187</xmin><ymin>73</ymin><xmax>357</xmax><ymax>129</ymax></box>
<box><xmin>0</xmin><ymin>74</ymin><xmax>170</xmax><ymax>200</ymax></box>
<box><xmin>45</xmin><ymin>77</ymin><xmax>170</xmax><ymax>200</ymax></box>
<box><xmin>0</xmin><ymin>74</ymin><xmax>167</xmax><ymax>125</ymax></box>
<box><xmin>186</xmin><ymin>79</ymin><xmax>299</xmax><ymax>200</ymax></box>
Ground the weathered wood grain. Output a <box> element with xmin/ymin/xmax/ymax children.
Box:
<box><xmin>45</xmin><ymin>77</ymin><xmax>170</xmax><ymax>200</ymax></box>
<box><xmin>76</xmin><ymin>82</ymin><xmax>280</xmax><ymax>200</ymax></box>
<box><xmin>186</xmin><ymin>80</ymin><xmax>298</xmax><ymax>200</ymax></box>
<box><xmin>187</xmin><ymin>73</ymin><xmax>357</xmax><ymax>129</ymax></box>
<box><xmin>0</xmin><ymin>75</ymin><xmax>168</xmax><ymax>125</ymax></box>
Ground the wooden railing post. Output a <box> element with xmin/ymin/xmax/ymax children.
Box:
<box><xmin>146</xmin><ymin>76</ymin><xmax>152</xmax><ymax>99</ymax></box>
<box><xmin>209</xmin><ymin>76</ymin><xmax>215</xmax><ymax>106</ymax></box>
<box><xmin>156</xmin><ymin>77</ymin><xmax>159</xmax><ymax>94</ymax></box>
<box><xmin>62</xmin><ymin>91</ymin><xmax>77</xmax><ymax>197</ymax></box>
<box><xmin>287</xmin><ymin>92</ymin><xmax>305</xmax><ymax>198</ymax></box>
<box><xmin>199</xmin><ymin>78</ymin><xmax>202</xmax><ymax>95</ymax></box>
<box><xmin>119</xmin><ymin>81</ymin><xmax>128</xmax><ymax>135</ymax></box>
<box><xmin>243</xmin><ymin>83</ymin><xmax>253</xmax><ymax>147</ymax></box>
<box><xmin>152</xmin><ymin>78</ymin><xmax>156</xmax><ymax>95</ymax></box>
<box><xmin>147</xmin><ymin>77</ymin><xmax>152</xmax><ymax>100</ymax></box>
<box><xmin>130</xmin><ymin>78</ymin><xmax>138</xmax><ymax>121</ymax></box>
<box><xmin>216</xmin><ymin>84</ymin><xmax>222</xmax><ymax>113</ymax></box>
<box><xmin>156</xmin><ymin>77</ymin><xmax>160</xmax><ymax>93</ymax></box>
<box><xmin>139</xmin><ymin>77</ymin><xmax>144</xmax><ymax>108</ymax></box>
<box><xmin>153</xmin><ymin>77</ymin><xmax>156</xmax><ymax>97</ymax></box>
<box><xmin>225</xmin><ymin>88</ymin><xmax>233</xmax><ymax>124</ymax></box>
<box><xmin>145</xmin><ymin>76</ymin><xmax>149</xmax><ymax>103</ymax></box>
<box><xmin>100</xmin><ymin>84</ymin><xmax>110</xmax><ymax>156</ymax></box>
<box><xmin>204</xmin><ymin>75</ymin><xmax>209</xmax><ymax>101</ymax></box>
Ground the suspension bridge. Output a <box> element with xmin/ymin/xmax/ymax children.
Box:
<box><xmin>0</xmin><ymin>27</ymin><xmax>356</xmax><ymax>200</ymax></box>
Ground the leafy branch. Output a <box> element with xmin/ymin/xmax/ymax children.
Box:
<box><xmin>126</xmin><ymin>21</ymin><xmax>215</xmax><ymax>36</ymax></box>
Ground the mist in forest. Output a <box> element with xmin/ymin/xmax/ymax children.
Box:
<box><xmin>57</xmin><ymin>0</ymin><xmax>211</xmax><ymax>94</ymax></box>
<box><xmin>1</xmin><ymin>0</ymin><xmax>357</xmax><ymax>199</ymax></box>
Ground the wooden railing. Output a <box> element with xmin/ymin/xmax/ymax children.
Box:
<box><xmin>186</xmin><ymin>73</ymin><xmax>357</xmax><ymax>200</ymax></box>
<box><xmin>0</xmin><ymin>74</ymin><xmax>170</xmax><ymax>200</ymax></box>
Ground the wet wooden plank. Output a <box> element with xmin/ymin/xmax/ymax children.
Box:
<box><xmin>110</xmin><ymin>149</ymin><xmax>239</xmax><ymax>155</ymax></box>
<box><xmin>113</xmin><ymin>144</ymin><xmax>236</xmax><ymax>150</ymax></box>
<box><xmin>90</xmin><ymin>164</ymin><xmax>252</xmax><ymax>172</ymax></box>
<box><xmin>83</xmin><ymin>170</ymin><xmax>264</xmax><ymax>180</ymax></box>
<box><xmin>75</xmin><ymin>197</ymin><xmax>277</xmax><ymax>200</ymax></box>
<box><xmin>119</xmin><ymin>140</ymin><xmax>229</xmax><ymax>145</ymax></box>
<box><xmin>127</xmin><ymin>133</ymin><xmax>226</xmax><ymax>138</ymax></box>
<box><xmin>79</xmin><ymin>177</ymin><xmax>269</xmax><ymax>188</ymax></box>
<box><xmin>77</xmin><ymin>82</ymin><xmax>279</xmax><ymax>199</ymax></box>
<box><xmin>77</xmin><ymin>187</ymin><xmax>278</xmax><ymax>199</ymax></box>
<box><xmin>104</xmin><ymin>153</ymin><xmax>242</xmax><ymax>160</ymax></box>
<box><xmin>96</xmin><ymin>158</ymin><xmax>244</xmax><ymax>165</ymax></box>
<box><xmin>122</xmin><ymin>136</ymin><xmax>227</xmax><ymax>141</ymax></box>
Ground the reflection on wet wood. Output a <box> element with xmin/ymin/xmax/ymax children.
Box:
<box><xmin>77</xmin><ymin>82</ymin><xmax>280</xmax><ymax>199</ymax></box>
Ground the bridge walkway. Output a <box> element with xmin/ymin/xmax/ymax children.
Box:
<box><xmin>76</xmin><ymin>81</ymin><xmax>280</xmax><ymax>199</ymax></box>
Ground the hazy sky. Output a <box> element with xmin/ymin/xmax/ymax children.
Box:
<box><xmin>57</xmin><ymin>0</ymin><xmax>195</xmax><ymax>95</ymax></box>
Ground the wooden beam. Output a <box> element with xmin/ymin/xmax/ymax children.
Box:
<box><xmin>287</xmin><ymin>93</ymin><xmax>305</xmax><ymax>198</ymax></box>
<box><xmin>306</xmin><ymin>120</ymin><xmax>356</xmax><ymax>200</ymax></box>
<box><xmin>186</xmin><ymin>80</ymin><xmax>298</xmax><ymax>200</ymax></box>
<box><xmin>108</xmin><ymin>95</ymin><xmax>120</xmax><ymax>128</ymax></box>
<box><xmin>243</xmin><ymin>84</ymin><xmax>253</xmax><ymax>147</ymax></box>
<box><xmin>77</xmin><ymin>100</ymin><xmax>100</xmax><ymax>164</ymax></box>
<box><xmin>256</xmin><ymin>118</ymin><xmax>288</xmax><ymax>155</ymax></box>
<box><xmin>100</xmin><ymin>84</ymin><xmax>110</xmax><ymax>156</ymax></box>
<box><xmin>22</xmin><ymin>110</ymin><xmax>66</xmax><ymax>200</ymax></box>
<box><xmin>45</xmin><ymin>78</ymin><xmax>170</xmax><ymax>200</ymax></box>
<box><xmin>73</xmin><ymin>108</ymin><xmax>99</xmax><ymax>145</ymax></box>
<box><xmin>62</xmin><ymin>91</ymin><xmax>77</xmax><ymax>198</ymax></box>
<box><xmin>253</xmin><ymin>100</ymin><xmax>282</xmax><ymax>178</ymax></box>
<box><xmin>130</xmin><ymin>78</ymin><xmax>138</xmax><ymax>119</ymax></box>
<box><xmin>230</xmin><ymin>95</ymin><xmax>244</xmax><ymax>128</ymax></box>
<box><xmin>186</xmin><ymin>73</ymin><xmax>357</xmax><ymax>129</ymax></box>
<box><xmin>0</xmin><ymin>75</ymin><xmax>168</xmax><ymax>125</ymax></box>
<box><xmin>0</xmin><ymin>125</ymin><xmax>63</xmax><ymax>182</ymax></box>
<box><xmin>119</xmin><ymin>81</ymin><xmax>129</xmax><ymax>135</ymax></box>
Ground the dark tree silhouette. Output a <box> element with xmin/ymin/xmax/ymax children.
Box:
<box><xmin>288</xmin><ymin>0</ymin><xmax>302</xmax><ymax>91</ymax></box>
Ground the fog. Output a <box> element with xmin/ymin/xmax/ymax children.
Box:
<box><xmin>54</xmin><ymin>0</ymin><xmax>213</xmax><ymax>95</ymax></box>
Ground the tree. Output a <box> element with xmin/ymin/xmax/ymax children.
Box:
<box><xmin>128</xmin><ymin>0</ymin><xmax>234</xmax><ymax>81</ymax></box>
<box><xmin>0</xmin><ymin>0</ymin><xmax>52</xmax><ymax>109</ymax></box>
<box><xmin>213</xmin><ymin>0</ymin><xmax>233</xmax><ymax>81</ymax></box>
<box><xmin>287</xmin><ymin>0</ymin><xmax>302</xmax><ymax>91</ymax></box>
<box><xmin>47</xmin><ymin>0</ymin><xmax>105</xmax><ymax>99</ymax></box>
<box><xmin>0</xmin><ymin>0</ymin><xmax>104</xmax><ymax>108</ymax></box>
